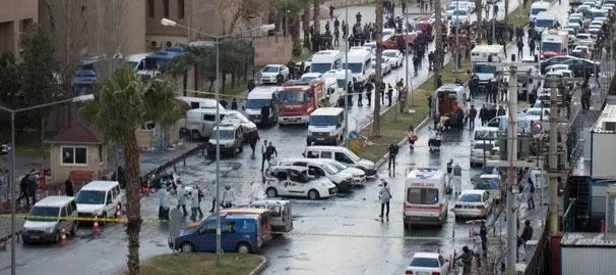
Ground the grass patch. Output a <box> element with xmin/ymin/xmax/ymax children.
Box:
<box><xmin>507</xmin><ymin>2</ymin><xmax>532</xmax><ymax>28</ymax></box>
<box><xmin>351</xmin><ymin>58</ymin><xmax>472</xmax><ymax>162</ymax></box>
<box><xmin>292</xmin><ymin>50</ymin><xmax>314</xmax><ymax>63</ymax></box>
<box><xmin>122</xmin><ymin>253</ymin><xmax>264</xmax><ymax>275</ymax></box>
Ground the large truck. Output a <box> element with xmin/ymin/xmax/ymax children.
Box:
<box><xmin>470</xmin><ymin>44</ymin><xmax>506</xmax><ymax>88</ymax></box>
<box><xmin>541</xmin><ymin>30</ymin><xmax>568</xmax><ymax>60</ymax></box>
<box><xmin>277</xmin><ymin>79</ymin><xmax>326</xmax><ymax>126</ymax></box>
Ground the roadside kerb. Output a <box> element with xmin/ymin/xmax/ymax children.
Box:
<box><xmin>248</xmin><ymin>256</ymin><xmax>269</xmax><ymax>275</ymax></box>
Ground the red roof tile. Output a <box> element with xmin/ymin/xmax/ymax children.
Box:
<box><xmin>46</xmin><ymin>121</ymin><xmax>105</xmax><ymax>144</ymax></box>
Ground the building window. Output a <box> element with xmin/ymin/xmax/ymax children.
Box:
<box><xmin>61</xmin><ymin>146</ymin><xmax>88</xmax><ymax>166</ymax></box>
<box><xmin>178</xmin><ymin>0</ymin><xmax>185</xmax><ymax>18</ymax></box>
<box><xmin>162</xmin><ymin>0</ymin><xmax>169</xmax><ymax>18</ymax></box>
<box><xmin>148</xmin><ymin>0</ymin><xmax>154</xmax><ymax>17</ymax></box>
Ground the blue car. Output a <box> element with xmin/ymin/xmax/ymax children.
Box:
<box><xmin>169</xmin><ymin>214</ymin><xmax>263</xmax><ymax>254</ymax></box>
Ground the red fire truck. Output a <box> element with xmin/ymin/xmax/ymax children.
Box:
<box><xmin>278</xmin><ymin>79</ymin><xmax>326</xmax><ymax>126</ymax></box>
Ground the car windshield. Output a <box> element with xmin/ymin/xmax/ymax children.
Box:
<box><xmin>383</xmin><ymin>52</ymin><xmax>397</xmax><ymax>58</ymax></box>
<box><xmin>246</xmin><ymin>99</ymin><xmax>270</xmax><ymax>109</ymax></box>
<box><xmin>213</xmin><ymin>129</ymin><xmax>234</xmax><ymax>140</ymax></box>
<box><xmin>473</xmin><ymin>142</ymin><xmax>494</xmax><ymax>151</ymax></box>
<box><xmin>531</xmin><ymin>8</ymin><xmax>547</xmax><ymax>15</ymax></box>
<box><xmin>474</xmin><ymin>130</ymin><xmax>496</xmax><ymax>140</ymax></box>
<box><xmin>310</xmin><ymin>115</ymin><xmax>337</xmax><ymax>126</ymax></box>
<box><xmin>310</xmin><ymin>63</ymin><xmax>333</xmax><ymax>73</ymax></box>
<box><xmin>535</xmin><ymin>19</ymin><xmax>554</xmax><ymax>27</ymax></box>
<box><xmin>473</xmin><ymin>64</ymin><xmax>496</xmax><ymax>74</ymax></box>
<box><xmin>76</xmin><ymin>190</ymin><xmax>106</xmax><ymax>204</ymax></box>
<box><xmin>526</xmin><ymin>109</ymin><xmax>544</xmax><ymax>116</ymax></box>
<box><xmin>407</xmin><ymin>188</ymin><xmax>439</xmax><ymax>204</ymax></box>
<box><xmin>476</xmin><ymin>178</ymin><xmax>500</xmax><ymax>189</ymax></box>
<box><xmin>280</xmin><ymin>90</ymin><xmax>309</xmax><ymax>105</ymax></box>
<box><xmin>542</xmin><ymin>42</ymin><xmax>562</xmax><ymax>52</ymax></box>
<box><xmin>263</xmin><ymin>66</ymin><xmax>280</xmax><ymax>73</ymax></box>
<box><xmin>343</xmin><ymin>63</ymin><xmax>364</xmax><ymax>73</ymax></box>
<box><xmin>410</xmin><ymin>257</ymin><xmax>440</xmax><ymax>268</ymax></box>
<box><xmin>26</xmin><ymin>207</ymin><xmax>59</xmax><ymax>222</ymax></box>
<box><xmin>459</xmin><ymin>193</ymin><xmax>482</xmax><ymax>202</ymax></box>
<box><xmin>453</xmin><ymin>10</ymin><xmax>467</xmax><ymax>16</ymax></box>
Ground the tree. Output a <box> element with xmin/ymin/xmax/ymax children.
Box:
<box><xmin>273</xmin><ymin>0</ymin><xmax>312</xmax><ymax>55</ymax></box>
<box><xmin>312</xmin><ymin>0</ymin><xmax>321</xmax><ymax>36</ymax></box>
<box><xmin>433</xmin><ymin>0</ymin><xmax>444</xmax><ymax>90</ymax></box>
<box><xmin>84</xmin><ymin>68</ymin><xmax>180</xmax><ymax>275</ymax></box>
<box><xmin>475</xmin><ymin>0</ymin><xmax>484</xmax><ymax>24</ymax></box>
<box><xmin>302</xmin><ymin>3</ymin><xmax>312</xmax><ymax>48</ymax></box>
<box><xmin>0</xmin><ymin>53</ymin><xmax>21</xmax><ymax>109</ymax></box>
<box><xmin>215</xmin><ymin>0</ymin><xmax>270</xmax><ymax>35</ymax></box>
<box><xmin>39</xmin><ymin>0</ymin><xmax>88</xmax><ymax>91</ymax></box>
<box><xmin>373</xmin><ymin>0</ymin><xmax>384</xmax><ymax>137</ymax></box>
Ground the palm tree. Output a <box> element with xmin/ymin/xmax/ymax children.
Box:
<box><xmin>83</xmin><ymin>68</ymin><xmax>180</xmax><ymax>275</ymax></box>
<box><xmin>312</xmin><ymin>0</ymin><xmax>320</xmax><ymax>35</ymax></box>
<box><xmin>373</xmin><ymin>0</ymin><xmax>384</xmax><ymax>136</ymax></box>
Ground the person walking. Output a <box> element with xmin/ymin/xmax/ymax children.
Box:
<box><xmin>247</xmin><ymin>130</ymin><xmax>260</xmax><ymax>158</ymax></box>
<box><xmin>64</xmin><ymin>179</ymin><xmax>74</xmax><ymax>197</ymax></box>
<box><xmin>378</xmin><ymin>180</ymin><xmax>392</xmax><ymax>219</ymax></box>
<box><xmin>472</xmin><ymin>233</ymin><xmax>483</xmax><ymax>267</ymax></box>
<box><xmin>479</xmin><ymin>104</ymin><xmax>487</xmax><ymax>126</ymax></box>
<box><xmin>453</xmin><ymin>163</ymin><xmax>462</xmax><ymax>196</ymax></box>
<box><xmin>380</xmin><ymin>82</ymin><xmax>386</xmax><ymax>105</ymax></box>
<box><xmin>196</xmin><ymin>186</ymin><xmax>204</xmax><ymax>219</ymax></box>
<box><xmin>480</xmin><ymin>221</ymin><xmax>488</xmax><ymax>257</ymax></box>
<box><xmin>231</xmin><ymin>98</ymin><xmax>238</xmax><ymax>110</ymax></box>
<box><xmin>525</xmin><ymin>178</ymin><xmax>535</xmax><ymax>210</ymax></box>
<box><xmin>158</xmin><ymin>186</ymin><xmax>171</xmax><ymax>221</ymax></box>
<box><xmin>176</xmin><ymin>184</ymin><xmax>188</xmax><ymax>217</ymax></box>
<box><xmin>387</xmin><ymin>84</ymin><xmax>394</xmax><ymax>107</ymax></box>
<box><xmin>260</xmin><ymin>139</ymin><xmax>269</xmax><ymax>171</ymax></box>
<box><xmin>455</xmin><ymin>246</ymin><xmax>474</xmax><ymax>275</ymax></box>
<box><xmin>519</xmin><ymin>220</ymin><xmax>534</xmax><ymax>259</ymax></box>
<box><xmin>16</xmin><ymin>171</ymin><xmax>35</xmax><ymax>207</ymax></box>
<box><xmin>467</xmin><ymin>105</ymin><xmax>477</xmax><ymax>131</ymax></box>
<box><xmin>189</xmin><ymin>187</ymin><xmax>200</xmax><ymax>222</ymax></box>
<box><xmin>263</xmin><ymin>142</ymin><xmax>278</xmax><ymax>171</ymax></box>
<box><xmin>388</xmin><ymin>143</ymin><xmax>399</xmax><ymax>172</ymax></box>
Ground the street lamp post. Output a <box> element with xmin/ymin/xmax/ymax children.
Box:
<box><xmin>161</xmin><ymin>18</ymin><xmax>274</xmax><ymax>266</ymax></box>
<box><xmin>344</xmin><ymin>2</ymin><xmax>349</xmax><ymax>138</ymax></box>
<box><xmin>0</xmin><ymin>94</ymin><xmax>95</xmax><ymax>275</ymax></box>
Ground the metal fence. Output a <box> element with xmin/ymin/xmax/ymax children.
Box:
<box><xmin>563</xmin><ymin>198</ymin><xmax>576</xmax><ymax>232</ymax></box>
<box><xmin>524</xmin><ymin>212</ymin><xmax>550</xmax><ymax>275</ymax></box>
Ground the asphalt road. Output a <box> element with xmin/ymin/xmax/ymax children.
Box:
<box><xmin>0</xmin><ymin>0</ymin><xmax>585</xmax><ymax>274</ymax></box>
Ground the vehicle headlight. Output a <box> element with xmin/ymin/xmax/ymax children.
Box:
<box><xmin>45</xmin><ymin>227</ymin><xmax>54</xmax><ymax>233</ymax></box>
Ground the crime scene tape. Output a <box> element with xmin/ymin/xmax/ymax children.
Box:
<box><xmin>1</xmin><ymin>214</ymin><xmax>505</xmax><ymax>241</ymax></box>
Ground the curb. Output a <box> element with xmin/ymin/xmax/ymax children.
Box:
<box><xmin>248</xmin><ymin>256</ymin><xmax>269</xmax><ymax>275</ymax></box>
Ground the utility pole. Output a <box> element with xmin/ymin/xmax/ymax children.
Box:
<box><xmin>547</xmin><ymin>76</ymin><xmax>561</xmax><ymax>234</ymax></box>
<box><xmin>344</xmin><ymin>1</ymin><xmax>349</xmax><ymax>138</ymax></box>
<box><xmin>433</xmin><ymin>0</ymin><xmax>443</xmax><ymax>89</ymax></box>
<box><xmin>505</xmin><ymin>59</ymin><xmax>518</xmax><ymax>271</ymax></box>
<box><xmin>373</xmin><ymin>0</ymin><xmax>384</xmax><ymax>136</ymax></box>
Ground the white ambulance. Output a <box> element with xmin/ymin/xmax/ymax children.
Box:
<box><xmin>403</xmin><ymin>168</ymin><xmax>449</xmax><ymax>229</ymax></box>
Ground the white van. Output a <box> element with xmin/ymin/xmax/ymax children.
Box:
<box><xmin>22</xmin><ymin>196</ymin><xmax>78</xmax><ymax>244</ymax></box>
<box><xmin>246</xmin><ymin>200</ymin><xmax>294</xmax><ymax>233</ymax></box>
<box><xmin>75</xmin><ymin>181</ymin><xmax>124</xmax><ymax>222</ymax></box>
<box><xmin>183</xmin><ymin>108</ymin><xmax>224</xmax><ymax>139</ymax></box>
<box><xmin>127</xmin><ymin>53</ymin><xmax>148</xmax><ymax>71</ymax></box>
<box><xmin>322</xmin><ymin>69</ymin><xmax>358</xmax><ymax>92</ymax></box>
<box><xmin>307</xmin><ymin>107</ymin><xmax>346</xmax><ymax>145</ymax></box>
<box><xmin>264</xmin><ymin>166</ymin><xmax>338</xmax><ymax>200</ymax></box>
<box><xmin>176</xmin><ymin>96</ymin><xmax>225</xmax><ymax>111</ymax></box>
<box><xmin>474</xmin><ymin>174</ymin><xmax>503</xmax><ymax>202</ymax></box>
<box><xmin>245</xmin><ymin>86</ymin><xmax>279</xmax><ymax>125</ymax></box>
<box><xmin>534</xmin><ymin>11</ymin><xmax>557</xmax><ymax>33</ymax></box>
<box><xmin>345</xmin><ymin>49</ymin><xmax>374</xmax><ymax>86</ymax></box>
<box><xmin>529</xmin><ymin>1</ymin><xmax>550</xmax><ymax>24</ymax></box>
<box><xmin>323</xmin><ymin>77</ymin><xmax>342</xmax><ymax>106</ymax></box>
<box><xmin>472</xmin><ymin>126</ymin><xmax>499</xmax><ymax>143</ymax></box>
<box><xmin>310</xmin><ymin>50</ymin><xmax>343</xmax><ymax>74</ymax></box>
<box><xmin>276</xmin><ymin>158</ymin><xmax>355</xmax><ymax>192</ymax></box>
<box><xmin>403</xmin><ymin>168</ymin><xmax>448</xmax><ymax>228</ymax></box>
<box><xmin>303</xmin><ymin>145</ymin><xmax>376</xmax><ymax>176</ymax></box>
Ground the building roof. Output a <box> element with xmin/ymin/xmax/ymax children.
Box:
<box><xmin>46</xmin><ymin>121</ymin><xmax>105</xmax><ymax>144</ymax></box>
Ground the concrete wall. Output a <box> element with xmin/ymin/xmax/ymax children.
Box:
<box><xmin>0</xmin><ymin>0</ymin><xmax>38</xmax><ymax>54</ymax></box>
<box><xmin>49</xmin><ymin>144</ymin><xmax>106</xmax><ymax>184</ymax></box>
<box><xmin>252</xmin><ymin>36</ymin><xmax>293</xmax><ymax>67</ymax></box>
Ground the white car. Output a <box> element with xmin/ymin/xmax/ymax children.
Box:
<box><xmin>298</xmin><ymin>72</ymin><xmax>322</xmax><ymax>82</ymax></box>
<box><xmin>264</xmin><ymin>166</ymin><xmax>337</xmax><ymax>200</ymax></box>
<box><xmin>470</xmin><ymin>140</ymin><xmax>496</xmax><ymax>167</ymax></box>
<box><xmin>260</xmin><ymin>64</ymin><xmax>289</xmax><ymax>84</ymax></box>
<box><xmin>382</xmin><ymin>28</ymin><xmax>396</xmax><ymax>37</ymax></box>
<box><xmin>382</xmin><ymin>50</ymin><xmax>403</xmax><ymax>68</ymax></box>
<box><xmin>452</xmin><ymin>190</ymin><xmax>492</xmax><ymax>219</ymax></box>
<box><xmin>451</xmin><ymin>9</ymin><xmax>470</xmax><ymax>24</ymax></box>
<box><xmin>405</xmin><ymin>252</ymin><xmax>449</xmax><ymax>275</ymax></box>
<box><xmin>545</xmin><ymin>64</ymin><xmax>570</xmax><ymax>73</ymax></box>
<box><xmin>326</xmin><ymin>160</ymin><xmax>367</xmax><ymax>184</ymax></box>
<box><xmin>370</xmin><ymin>56</ymin><xmax>392</xmax><ymax>74</ymax></box>
<box><xmin>524</xmin><ymin>107</ymin><xmax>550</xmax><ymax>121</ymax></box>
<box><xmin>221</xmin><ymin>110</ymin><xmax>257</xmax><ymax>137</ymax></box>
<box><xmin>589</xmin><ymin>20</ymin><xmax>603</xmax><ymax>29</ymax></box>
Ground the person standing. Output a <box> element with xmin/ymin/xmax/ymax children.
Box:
<box><xmin>196</xmin><ymin>186</ymin><xmax>204</xmax><ymax>219</ymax></box>
<box><xmin>189</xmin><ymin>187</ymin><xmax>200</xmax><ymax>222</ymax></box>
<box><xmin>347</xmin><ymin>81</ymin><xmax>354</xmax><ymax>107</ymax></box>
<box><xmin>263</xmin><ymin>142</ymin><xmax>278</xmax><ymax>171</ymax></box>
<box><xmin>231</xmin><ymin>98</ymin><xmax>238</xmax><ymax>110</ymax></box>
<box><xmin>260</xmin><ymin>139</ymin><xmax>269</xmax><ymax>171</ymax></box>
<box><xmin>455</xmin><ymin>246</ymin><xmax>474</xmax><ymax>275</ymax></box>
<box><xmin>480</xmin><ymin>221</ymin><xmax>488</xmax><ymax>257</ymax></box>
<box><xmin>472</xmin><ymin>233</ymin><xmax>483</xmax><ymax>267</ymax></box>
<box><xmin>364</xmin><ymin>81</ymin><xmax>373</xmax><ymax>106</ymax></box>
<box><xmin>525</xmin><ymin>178</ymin><xmax>535</xmax><ymax>210</ymax></box>
<box><xmin>260</xmin><ymin>104</ymin><xmax>270</xmax><ymax>126</ymax></box>
<box><xmin>378</xmin><ymin>180</ymin><xmax>392</xmax><ymax>219</ymax></box>
<box><xmin>176</xmin><ymin>184</ymin><xmax>188</xmax><ymax>217</ymax></box>
<box><xmin>387</xmin><ymin>84</ymin><xmax>394</xmax><ymax>107</ymax></box>
<box><xmin>519</xmin><ymin>220</ymin><xmax>534</xmax><ymax>259</ymax></box>
<box><xmin>453</xmin><ymin>163</ymin><xmax>462</xmax><ymax>196</ymax></box>
<box><xmin>479</xmin><ymin>104</ymin><xmax>487</xmax><ymax>126</ymax></box>
<box><xmin>248</xmin><ymin>130</ymin><xmax>260</xmax><ymax>158</ymax></box>
<box><xmin>467</xmin><ymin>105</ymin><xmax>477</xmax><ymax>131</ymax></box>
<box><xmin>64</xmin><ymin>179</ymin><xmax>74</xmax><ymax>197</ymax></box>
<box><xmin>380</xmin><ymin>82</ymin><xmax>386</xmax><ymax>105</ymax></box>
<box><xmin>221</xmin><ymin>185</ymin><xmax>235</xmax><ymax>208</ymax></box>
<box><xmin>387</xmin><ymin>143</ymin><xmax>399</xmax><ymax>172</ymax></box>
<box><xmin>158</xmin><ymin>186</ymin><xmax>171</xmax><ymax>221</ymax></box>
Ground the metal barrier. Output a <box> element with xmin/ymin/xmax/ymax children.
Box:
<box><xmin>563</xmin><ymin>198</ymin><xmax>576</xmax><ymax>232</ymax></box>
<box><xmin>523</xmin><ymin>212</ymin><xmax>550</xmax><ymax>275</ymax></box>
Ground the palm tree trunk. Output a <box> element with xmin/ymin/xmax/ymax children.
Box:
<box><xmin>303</xmin><ymin>4</ymin><xmax>311</xmax><ymax>48</ymax></box>
<box><xmin>475</xmin><ymin>0</ymin><xmax>483</xmax><ymax>24</ymax></box>
<box><xmin>373</xmin><ymin>0</ymin><xmax>383</xmax><ymax>137</ymax></box>
<box><xmin>124</xmin><ymin>128</ymin><xmax>142</xmax><ymax>275</ymax></box>
<box><xmin>312</xmin><ymin>0</ymin><xmax>320</xmax><ymax>35</ymax></box>
<box><xmin>291</xmin><ymin>15</ymin><xmax>302</xmax><ymax>56</ymax></box>
<box><xmin>433</xmin><ymin>0</ymin><xmax>444</xmax><ymax>89</ymax></box>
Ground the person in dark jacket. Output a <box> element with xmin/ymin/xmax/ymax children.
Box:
<box><xmin>479</xmin><ymin>104</ymin><xmax>487</xmax><ymax>126</ymax></box>
<box><xmin>364</xmin><ymin>81</ymin><xmax>373</xmax><ymax>106</ymax></box>
<box><xmin>497</xmin><ymin>105</ymin><xmax>506</xmax><ymax>116</ymax></box>
<box><xmin>247</xmin><ymin>130</ymin><xmax>260</xmax><ymax>158</ymax></box>
<box><xmin>247</xmin><ymin>79</ymin><xmax>256</xmax><ymax>92</ymax></box>
<box><xmin>387</xmin><ymin>84</ymin><xmax>394</xmax><ymax>106</ymax></box>
<box><xmin>387</xmin><ymin>144</ymin><xmax>399</xmax><ymax>172</ymax></box>
<box><xmin>230</xmin><ymin>98</ymin><xmax>238</xmax><ymax>110</ymax></box>
<box><xmin>65</xmin><ymin>179</ymin><xmax>74</xmax><ymax>196</ymax></box>
<box><xmin>260</xmin><ymin>104</ymin><xmax>270</xmax><ymax>126</ymax></box>
<box><xmin>467</xmin><ymin>105</ymin><xmax>477</xmax><ymax>131</ymax></box>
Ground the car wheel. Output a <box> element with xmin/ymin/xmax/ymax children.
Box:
<box><xmin>266</xmin><ymin>187</ymin><xmax>278</xmax><ymax>198</ymax></box>
<box><xmin>191</xmin><ymin>130</ymin><xmax>201</xmax><ymax>140</ymax></box>
<box><xmin>236</xmin><ymin>242</ymin><xmax>253</xmax><ymax>254</ymax></box>
<box><xmin>180</xmin><ymin>242</ymin><xmax>194</xmax><ymax>253</ymax></box>
<box><xmin>55</xmin><ymin>231</ymin><xmax>61</xmax><ymax>244</ymax></box>
<box><xmin>308</xmin><ymin>189</ymin><xmax>320</xmax><ymax>200</ymax></box>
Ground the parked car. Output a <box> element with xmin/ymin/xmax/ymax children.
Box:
<box><xmin>221</xmin><ymin>110</ymin><xmax>257</xmax><ymax>140</ymax></box>
<box><xmin>562</xmin><ymin>58</ymin><xmax>599</xmax><ymax>77</ymax></box>
<box><xmin>405</xmin><ymin>252</ymin><xmax>449</xmax><ymax>275</ymax></box>
<box><xmin>382</xmin><ymin>50</ymin><xmax>404</xmax><ymax>68</ymax></box>
<box><xmin>263</xmin><ymin>166</ymin><xmax>338</xmax><ymax>200</ymax></box>
<box><xmin>452</xmin><ymin>190</ymin><xmax>492</xmax><ymax>220</ymax></box>
<box><xmin>540</xmin><ymin>56</ymin><xmax>579</xmax><ymax>73</ymax></box>
<box><xmin>260</xmin><ymin>64</ymin><xmax>289</xmax><ymax>84</ymax></box>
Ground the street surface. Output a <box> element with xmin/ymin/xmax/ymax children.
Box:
<box><xmin>0</xmin><ymin>0</ymin><xmax>591</xmax><ymax>274</ymax></box>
